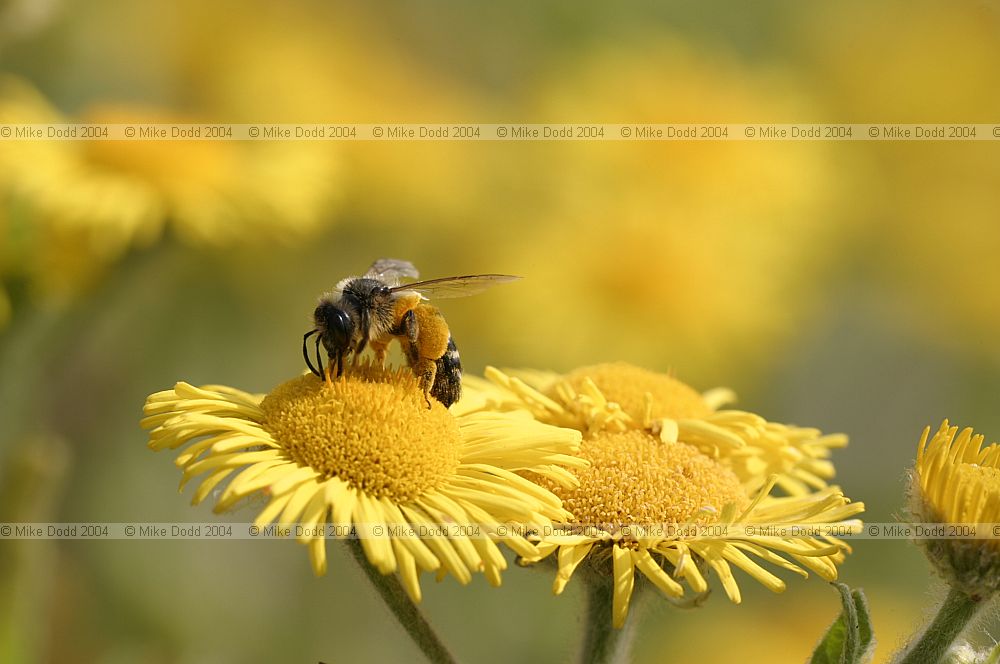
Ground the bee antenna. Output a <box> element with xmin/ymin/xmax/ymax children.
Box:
<box><xmin>303</xmin><ymin>329</ymin><xmax>322</xmax><ymax>378</ymax></box>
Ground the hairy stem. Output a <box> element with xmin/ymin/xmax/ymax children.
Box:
<box><xmin>345</xmin><ymin>538</ymin><xmax>457</xmax><ymax>664</ymax></box>
<box><xmin>579</xmin><ymin>579</ymin><xmax>640</xmax><ymax>664</ymax></box>
<box><xmin>895</xmin><ymin>586</ymin><xmax>984</xmax><ymax>664</ymax></box>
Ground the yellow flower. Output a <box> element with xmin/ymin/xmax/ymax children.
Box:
<box><xmin>471</xmin><ymin>37</ymin><xmax>851</xmax><ymax>381</ymax></box>
<box><xmin>0</xmin><ymin>76</ymin><xmax>340</xmax><ymax>260</ymax></box>
<box><xmin>140</xmin><ymin>362</ymin><xmax>586</xmax><ymax>602</ymax></box>
<box><xmin>166</xmin><ymin>1</ymin><xmax>489</xmax><ymax>226</ymax></box>
<box><xmin>462</xmin><ymin>362</ymin><xmax>845</xmax><ymax>497</ymax></box>
<box><xmin>802</xmin><ymin>5</ymin><xmax>1000</xmax><ymax>357</ymax></box>
<box><xmin>912</xmin><ymin>420</ymin><xmax>1000</xmax><ymax>598</ymax></box>
<box><xmin>0</xmin><ymin>76</ymin><xmax>341</xmax><ymax>321</ymax></box>
<box><xmin>461</xmin><ymin>363</ymin><xmax>863</xmax><ymax>627</ymax></box>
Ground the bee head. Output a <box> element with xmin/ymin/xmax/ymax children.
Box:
<box><xmin>303</xmin><ymin>300</ymin><xmax>355</xmax><ymax>379</ymax></box>
<box><xmin>315</xmin><ymin>301</ymin><xmax>354</xmax><ymax>354</ymax></box>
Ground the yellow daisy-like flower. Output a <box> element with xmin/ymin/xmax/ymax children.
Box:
<box><xmin>0</xmin><ymin>76</ymin><xmax>339</xmax><ymax>260</ymax></box>
<box><xmin>140</xmin><ymin>362</ymin><xmax>586</xmax><ymax>602</ymax></box>
<box><xmin>913</xmin><ymin>420</ymin><xmax>1000</xmax><ymax>598</ymax></box>
<box><xmin>460</xmin><ymin>363</ymin><xmax>864</xmax><ymax>627</ymax></box>
<box><xmin>462</xmin><ymin>362</ymin><xmax>845</xmax><ymax>497</ymax></box>
<box><xmin>475</xmin><ymin>36</ymin><xmax>850</xmax><ymax>382</ymax></box>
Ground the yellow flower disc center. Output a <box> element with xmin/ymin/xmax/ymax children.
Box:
<box><xmin>259</xmin><ymin>365</ymin><xmax>462</xmax><ymax>501</ymax></box>
<box><xmin>559</xmin><ymin>362</ymin><xmax>711</xmax><ymax>421</ymax></box>
<box><xmin>549</xmin><ymin>429</ymin><xmax>747</xmax><ymax>529</ymax></box>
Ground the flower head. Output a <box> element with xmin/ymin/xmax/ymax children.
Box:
<box><xmin>0</xmin><ymin>77</ymin><xmax>340</xmax><ymax>260</ymax></box>
<box><xmin>474</xmin><ymin>36</ymin><xmax>850</xmax><ymax>380</ymax></box>
<box><xmin>912</xmin><ymin>420</ymin><xmax>1000</xmax><ymax>598</ymax></box>
<box><xmin>463</xmin><ymin>362</ymin><xmax>845</xmax><ymax>497</ymax></box>
<box><xmin>141</xmin><ymin>362</ymin><xmax>586</xmax><ymax>602</ymax></box>
<box><xmin>461</xmin><ymin>363</ymin><xmax>863</xmax><ymax>627</ymax></box>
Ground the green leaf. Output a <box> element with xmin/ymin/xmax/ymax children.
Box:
<box><xmin>809</xmin><ymin>583</ymin><xmax>875</xmax><ymax>664</ymax></box>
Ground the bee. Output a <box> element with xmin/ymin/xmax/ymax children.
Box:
<box><xmin>302</xmin><ymin>258</ymin><xmax>520</xmax><ymax>407</ymax></box>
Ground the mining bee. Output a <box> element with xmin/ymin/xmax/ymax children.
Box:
<box><xmin>303</xmin><ymin>258</ymin><xmax>519</xmax><ymax>407</ymax></box>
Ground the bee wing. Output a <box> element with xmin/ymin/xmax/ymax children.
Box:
<box><xmin>390</xmin><ymin>274</ymin><xmax>521</xmax><ymax>299</ymax></box>
<box><xmin>364</xmin><ymin>258</ymin><xmax>420</xmax><ymax>286</ymax></box>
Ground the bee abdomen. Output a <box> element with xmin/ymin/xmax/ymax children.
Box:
<box><xmin>431</xmin><ymin>336</ymin><xmax>462</xmax><ymax>407</ymax></box>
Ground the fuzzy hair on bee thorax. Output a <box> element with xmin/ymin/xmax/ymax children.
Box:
<box><xmin>337</xmin><ymin>277</ymin><xmax>397</xmax><ymax>342</ymax></box>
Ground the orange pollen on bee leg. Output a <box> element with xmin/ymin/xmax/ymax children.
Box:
<box><xmin>393</xmin><ymin>293</ymin><xmax>421</xmax><ymax>320</ymax></box>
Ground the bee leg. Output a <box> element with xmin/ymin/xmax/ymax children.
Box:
<box><xmin>314</xmin><ymin>335</ymin><xmax>325</xmax><ymax>380</ymax></box>
<box><xmin>396</xmin><ymin>310</ymin><xmax>432</xmax><ymax>405</ymax></box>
<box><xmin>414</xmin><ymin>358</ymin><xmax>437</xmax><ymax>409</ymax></box>
<box><xmin>403</xmin><ymin>309</ymin><xmax>419</xmax><ymax>347</ymax></box>
<box><xmin>336</xmin><ymin>352</ymin><xmax>347</xmax><ymax>382</ymax></box>
<box><xmin>371</xmin><ymin>339</ymin><xmax>390</xmax><ymax>368</ymax></box>
<box><xmin>323</xmin><ymin>350</ymin><xmax>342</xmax><ymax>387</ymax></box>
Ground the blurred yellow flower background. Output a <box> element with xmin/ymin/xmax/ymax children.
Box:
<box><xmin>2</xmin><ymin>1</ymin><xmax>1000</xmax><ymax>662</ymax></box>
<box><xmin>0</xmin><ymin>76</ymin><xmax>341</xmax><ymax>306</ymax></box>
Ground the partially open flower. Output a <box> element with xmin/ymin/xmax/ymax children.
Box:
<box><xmin>141</xmin><ymin>362</ymin><xmax>586</xmax><ymax>602</ymax></box>
<box><xmin>912</xmin><ymin>420</ymin><xmax>1000</xmax><ymax>599</ymax></box>
<box><xmin>461</xmin><ymin>363</ymin><xmax>863</xmax><ymax>627</ymax></box>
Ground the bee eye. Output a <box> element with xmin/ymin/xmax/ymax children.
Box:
<box><xmin>378</xmin><ymin>286</ymin><xmax>390</xmax><ymax>296</ymax></box>
<box><xmin>315</xmin><ymin>302</ymin><xmax>354</xmax><ymax>350</ymax></box>
<box><xmin>328</xmin><ymin>309</ymin><xmax>353</xmax><ymax>347</ymax></box>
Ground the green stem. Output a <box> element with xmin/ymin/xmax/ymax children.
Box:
<box><xmin>0</xmin><ymin>436</ymin><xmax>70</xmax><ymax>664</ymax></box>
<box><xmin>579</xmin><ymin>579</ymin><xmax>638</xmax><ymax>664</ymax></box>
<box><xmin>896</xmin><ymin>587</ymin><xmax>984</xmax><ymax>664</ymax></box>
<box><xmin>0</xmin><ymin>306</ymin><xmax>62</xmax><ymax>444</ymax></box>
<box><xmin>345</xmin><ymin>538</ymin><xmax>457</xmax><ymax>664</ymax></box>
